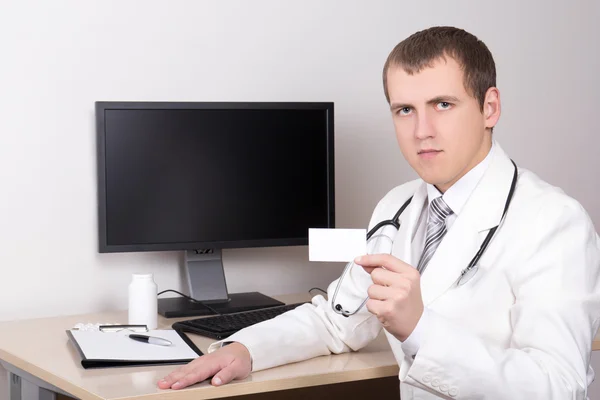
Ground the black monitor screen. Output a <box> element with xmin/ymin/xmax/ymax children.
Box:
<box><xmin>97</xmin><ymin>103</ymin><xmax>334</xmax><ymax>252</ymax></box>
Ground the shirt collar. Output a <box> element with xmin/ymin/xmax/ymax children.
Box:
<box><xmin>426</xmin><ymin>141</ymin><xmax>495</xmax><ymax>215</ymax></box>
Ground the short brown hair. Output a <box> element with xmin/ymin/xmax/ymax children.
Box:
<box><xmin>382</xmin><ymin>26</ymin><xmax>496</xmax><ymax>110</ymax></box>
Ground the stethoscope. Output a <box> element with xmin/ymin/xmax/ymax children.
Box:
<box><xmin>332</xmin><ymin>160</ymin><xmax>518</xmax><ymax>317</ymax></box>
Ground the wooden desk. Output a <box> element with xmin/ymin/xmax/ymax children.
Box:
<box><xmin>0</xmin><ymin>294</ymin><xmax>399</xmax><ymax>400</ymax></box>
<box><xmin>2</xmin><ymin>293</ymin><xmax>600</xmax><ymax>400</ymax></box>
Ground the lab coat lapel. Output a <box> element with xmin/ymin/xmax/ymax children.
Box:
<box><xmin>391</xmin><ymin>182</ymin><xmax>428</xmax><ymax>267</ymax></box>
<box><xmin>420</xmin><ymin>142</ymin><xmax>516</xmax><ymax>306</ymax></box>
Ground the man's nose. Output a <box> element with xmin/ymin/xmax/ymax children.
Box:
<box><xmin>414</xmin><ymin>112</ymin><xmax>435</xmax><ymax>140</ymax></box>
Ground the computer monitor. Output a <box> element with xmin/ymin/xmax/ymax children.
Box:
<box><xmin>96</xmin><ymin>101</ymin><xmax>335</xmax><ymax>317</ymax></box>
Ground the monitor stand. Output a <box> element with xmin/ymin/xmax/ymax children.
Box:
<box><xmin>158</xmin><ymin>249</ymin><xmax>284</xmax><ymax>318</ymax></box>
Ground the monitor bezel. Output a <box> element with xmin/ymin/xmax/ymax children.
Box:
<box><xmin>96</xmin><ymin>101</ymin><xmax>335</xmax><ymax>253</ymax></box>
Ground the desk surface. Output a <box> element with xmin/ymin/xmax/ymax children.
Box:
<box><xmin>0</xmin><ymin>294</ymin><xmax>398</xmax><ymax>400</ymax></box>
<box><xmin>2</xmin><ymin>294</ymin><xmax>600</xmax><ymax>400</ymax></box>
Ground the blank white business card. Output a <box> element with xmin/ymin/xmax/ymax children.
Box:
<box><xmin>309</xmin><ymin>228</ymin><xmax>367</xmax><ymax>262</ymax></box>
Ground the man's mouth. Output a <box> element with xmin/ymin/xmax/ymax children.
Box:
<box><xmin>418</xmin><ymin>149</ymin><xmax>442</xmax><ymax>159</ymax></box>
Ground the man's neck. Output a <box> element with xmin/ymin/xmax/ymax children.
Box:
<box><xmin>427</xmin><ymin>139</ymin><xmax>495</xmax><ymax>215</ymax></box>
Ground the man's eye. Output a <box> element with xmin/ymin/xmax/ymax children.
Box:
<box><xmin>437</xmin><ymin>102</ymin><xmax>451</xmax><ymax>110</ymax></box>
<box><xmin>399</xmin><ymin>107</ymin><xmax>412</xmax><ymax>115</ymax></box>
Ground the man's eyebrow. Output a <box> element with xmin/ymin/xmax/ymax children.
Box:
<box><xmin>390</xmin><ymin>96</ymin><xmax>461</xmax><ymax>111</ymax></box>
<box><xmin>390</xmin><ymin>102</ymin><xmax>414</xmax><ymax>111</ymax></box>
<box><xmin>426</xmin><ymin>95</ymin><xmax>460</xmax><ymax>105</ymax></box>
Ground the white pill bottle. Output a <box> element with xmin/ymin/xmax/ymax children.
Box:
<box><xmin>128</xmin><ymin>273</ymin><xmax>158</xmax><ymax>330</ymax></box>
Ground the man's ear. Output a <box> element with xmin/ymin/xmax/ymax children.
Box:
<box><xmin>484</xmin><ymin>87</ymin><xmax>501</xmax><ymax>129</ymax></box>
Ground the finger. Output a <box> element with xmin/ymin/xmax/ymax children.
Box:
<box><xmin>365</xmin><ymin>297</ymin><xmax>384</xmax><ymax>317</ymax></box>
<box><xmin>370</xmin><ymin>268</ymin><xmax>401</xmax><ymax>287</ymax></box>
<box><xmin>158</xmin><ymin>378</ymin><xmax>175</xmax><ymax>389</ymax></box>
<box><xmin>361</xmin><ymin>265</ymin><xmax>380</xmax><ymax>274</ymax></box>
<box><xmin>212</xmin><ymin>360</ymin><xmax>244</xmax><ymax>386</ymax></box>
<box><xmin>354</xmin><ymin>254</ymin><xmax>411</xmax><ymax>273</ymax></box>
<box><xmin>170</xmin><ymin>362</ymin><xmax>221</xmax><ymax>390</ymax></box>
<box><xmin>158</xmin><ymin>365</ymin><xmax>192</xmax><ymax>388</ymax></box>
<box><xmin>170</xmin><ymin>370</ymin><xmax>212</xmax><ymax>390</ymax></box>
<box><xmin>367</xmin><ymin>284</ymin><xmax>396</xmax><ymax>301</ymax></box>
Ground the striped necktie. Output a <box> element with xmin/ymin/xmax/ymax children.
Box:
<box><xmin>416</xmin><ymin>196</ymin><xmax>454</xmax><ymax>274</ymax></box>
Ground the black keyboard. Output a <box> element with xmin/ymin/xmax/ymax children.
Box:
<box><xmin>172</xmin><ymin>302</ymin><xmax>306</xmax><ymax>340</ymax></box>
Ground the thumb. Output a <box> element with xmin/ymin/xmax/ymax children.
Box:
<box><xmin>211</xmin><ymin>362</ymin><xmax>243</xmax><ymax>386</ymax></box>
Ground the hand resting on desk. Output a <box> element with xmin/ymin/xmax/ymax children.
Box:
<box><xmin>158</xmin><ymin>342</ymin><xmax>252</xmax><ymax>390</ymax></box>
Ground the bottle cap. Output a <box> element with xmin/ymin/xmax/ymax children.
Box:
<box><xmin>132</xmin><ymin>273</ymin><xmax>153</xmax><ymax>280</ymax></box>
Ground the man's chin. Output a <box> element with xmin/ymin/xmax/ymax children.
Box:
<box><xmin>416</xmin><ymin>171</ymin><xmax>446</xmax><ymax>186</ymax></box>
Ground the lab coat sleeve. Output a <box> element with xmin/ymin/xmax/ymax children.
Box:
<box><xmin>401</xmin><ymin>198</ymin><xmax>600</xmax><ymax>399</ymax></box>
<box><xmin>205</xmin><ymin>192</ymin><xmax>406</xmax><ymax>372</ymax></box>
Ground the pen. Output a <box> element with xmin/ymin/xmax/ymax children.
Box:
<box><xmin>128</xmin><ymin>334</ymin><xmax>172</xmax><ymax>346</ymax></box>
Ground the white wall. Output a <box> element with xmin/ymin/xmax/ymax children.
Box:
<box><xmin>1</xmin><ymin>0</ymin><xmax>599</xmax><ymax>397</ymax></box>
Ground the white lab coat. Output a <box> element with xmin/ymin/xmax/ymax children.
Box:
<box><xmin>210</xmin><ymin>142</ymin><xmax>600</xmax><ymax>399</ymax></box>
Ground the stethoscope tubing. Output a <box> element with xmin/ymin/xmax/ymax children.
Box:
<box><xmin>331</xmin><ymin>160</ymin><xmax>518</xmax><ymax>317</ymax></box>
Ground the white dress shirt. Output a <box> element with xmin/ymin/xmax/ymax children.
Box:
<box><xmin>400</xmin><ymin>141</ymin><xmax>496</xmax><ymax>357</ymax></box>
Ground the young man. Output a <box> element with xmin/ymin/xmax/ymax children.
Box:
<box><xmin>159</xmin><ymin>26</ymin><xmax>600</xmax><ymax>399</ymax></box>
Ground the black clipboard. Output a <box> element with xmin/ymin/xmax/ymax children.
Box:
<box><xmin>66</xmin><ymin>328</ymin><xmax>203</xmax><ymax>369</ymax></box>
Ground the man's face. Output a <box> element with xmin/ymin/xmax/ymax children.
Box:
<box><xmin>386</xmin><ymin>56</ymin><xmax>496</xmax><ymax>193</ymax></box>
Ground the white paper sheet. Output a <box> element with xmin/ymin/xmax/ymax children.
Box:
<box><xmin>69</xmin><ymin>329</ymin><xmax>198</xmax><ymax>361</ymax></box>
